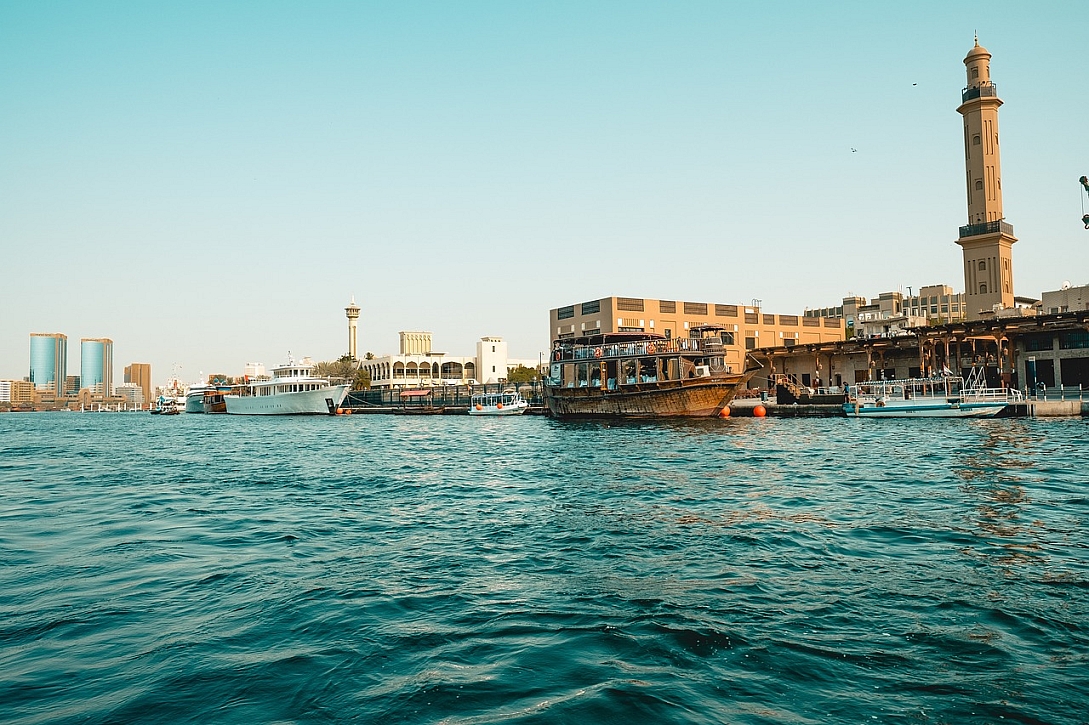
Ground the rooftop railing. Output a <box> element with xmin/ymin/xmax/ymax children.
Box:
<box><xmin>551</xmin><ymin>337</ymin><xmax>722</xmax><ymax>362</ymax></box>
<box><xmin>959</xmin><ymin>220</ymin><xmax>1014</xmax><ymax>238</ymax></box>
<box><xmin>961</xmin><ymin>83</ymin><xmax>998</xmax><ymax>103</ymax></box>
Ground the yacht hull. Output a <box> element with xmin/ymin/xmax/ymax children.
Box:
<box><xmin>225</xmin><ymin>385</ymin><xmax>350</xmax><ymax>415</ymax></box>
<box><xmin>844</xmin><ymin>400</ymin><xmax>1006</xmax><ymax>418</ymax></box>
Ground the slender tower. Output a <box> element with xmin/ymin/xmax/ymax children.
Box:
<box><xmin>345</xmin><ymin>296</ymin><xmax>360</xmax><ymax>360</ymax></box>
<box><xmin>956</xmin><ymin>37</ymin><xmax>1016</xmax><ymax>319</ymax></box>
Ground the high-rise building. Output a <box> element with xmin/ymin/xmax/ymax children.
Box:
<box><xmin>345</xmin><ymin>296</ymin><xmax>361</xmax><ymax>360</ymax></box>
<box><xmin>81</xmin><ymin>338</ymin><xmax>114</xmax><ymax>396</ymax></box>
<box><xmin>956</xmin><ymin>38</ymin><xmax>1016</xmax><ymax>319</ymax></box>
<box><xmin>124</xmin><ymin>363</ymin><xmax>152</xmax><ymax>407</ymax></box>
<box><xmin>29</xmin><ymin>333</ymin><xmax>67</xmax><ymax>393</ymax></box>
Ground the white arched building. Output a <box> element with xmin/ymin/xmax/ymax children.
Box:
<box><xmin>362</xmin><ymin>332</ymin><xmax>539</xmax><ymax>389</ymax></box>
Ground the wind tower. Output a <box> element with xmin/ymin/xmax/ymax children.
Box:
<box><xmin>956</xmin><ymin>37</ymin><xmax>1016</xmax><ymax>319</ymax></box>
<box><xmin>345</xmin><ymin>296</ymin><xmax>361</xmax><ymax>360</ymax></box>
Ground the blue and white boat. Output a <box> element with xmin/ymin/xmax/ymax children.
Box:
<box><xmin>844</xmin><ymin>368</ymin><xmax>1022</xmax><ymax>418</ymax></box>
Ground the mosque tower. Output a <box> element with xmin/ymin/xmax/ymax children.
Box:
<box><xmin>956</xmin><ymin>37</ymin><xmax>1016</xmax><ymax>319</ymax></box>
<box><xmin>345</xmin><ymin>296</ymin><xmax>360</xmax><ymax>360</ymax></box>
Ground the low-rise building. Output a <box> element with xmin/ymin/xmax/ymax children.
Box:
<box><xmin>1</xmin><ymin>380</ymin><xmax>35</xmax><ymax>404</ymax></box>
<box><xmin>807</xmin><ymin>285</ymin><xmax>968</xmax><ymax>331</ymax></box>
<box><xmin>757</xmin><ymin>310</ymin><xmax>1089</xmax><ymax>391</ymax></box>
<box><xmin>1038</xmin><ymin>283</ymin><xmax>1089</xmax><ymax>314</ymax></box>
<box><xmin>362</xmin><ymin>332</ymin><xmax>539</xmax><ymax>389</ymax></box>
<box><xmin>114</xmin><ymin>383</ymin><xmax>146</xmax><ymax>407</ymax></box>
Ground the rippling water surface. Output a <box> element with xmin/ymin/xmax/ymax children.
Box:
<box><xmin>1</xmin><ymin>412</ymin><xmax>1087</xmax><ymax>724</ymax></box>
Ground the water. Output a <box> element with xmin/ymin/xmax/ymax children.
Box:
<box><xmin>1</xmin><ymin>413</ymin><xmax>1087</xmax><ymax>724</ymax></box>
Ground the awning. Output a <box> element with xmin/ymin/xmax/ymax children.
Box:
<box><xmin>399</xmin><ymin>389</ymin><xmax>433</xmax><ymax>397</ymax></box>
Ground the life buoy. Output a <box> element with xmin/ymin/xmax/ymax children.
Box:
<box><xmin>646</xmin><ymin>344</ymin><xmax>656</xmax><ymax>354</ymax></box>
<box><xmin>553</xmin><ymin>351</ymin><xmax>561</xmax><ymax>361</ymax></box>
<box><xmin>594</xmin><ymin>348</ymin><xmax>603</xmax><ymax>358</ymax></box>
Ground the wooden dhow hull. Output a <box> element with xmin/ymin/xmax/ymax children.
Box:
<box><xmin>544</xmin><ymin>374</ymin><xmax>751</xmax><ymax>418</ymax></box>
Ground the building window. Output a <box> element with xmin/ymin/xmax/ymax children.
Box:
<box><xmin>720</xmin><ymin>332</ymin><xmax>735</xmax><ymax>345</ymax></box>
<box><xmin>581</xmin><ymin>300</ymin><xmax>600</xmax><ymax>315</ymax></box>
<box><xmin>1023</xmin><ymin>333</ymin><xmax>1054</xmax><ymax>352</ymax></box>
<box><xmin>683</xmin><ymin>302</ymin><xmax>708</xmax><ymax>316</ymax></box>
<box><xmin>557</xmin><ymin>306</ymin><xmax>575</xmax><ymax>320</ymax></box>
<box><xmin>659</xmin><ymin>300</ymin><xmax>676</xmax><ymax>314</ymax></box>
<box><xmin>980</xmin><ymin>283</ymin><xmax>988</xmax><ymax>294</ymax></box>
<box><xmin>715</xmin><ymin>304</ymin><xmax>738</xmax><ymax>317</ymax></box>
<box><xmin>616</xmin><ymin>297</ymin><xmax>644</xmax><ymax>312</ymax></box>
<box><xmin>973</xmin><ymin>134</ymin><xmax>981</xmax><ymax>145</ymax></box>
<box><xmin>1059</xmin><ymin>331</ymin><xmax>1089</xmax><ymax>350</ymax></box>
<box><xmin>972</xmin><ymin>67</ymin><xmax>979</xmax><ymax>79</ymax></box>
<box><xmin>744</xmin><ymin>337</ymin><xmax>757</xmax><ymax>350</ymax></box>
<box><xmin>978</xmin><ymin>260</ymin><xmax>986</xmax><ymax>271</ymax></box>
<box><xmin>975</xmin><ymin>180</ymin><xmax>983</xmax><ymax>190</ymax></box>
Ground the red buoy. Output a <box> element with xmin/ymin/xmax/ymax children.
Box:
<box><xmin>718</xmin><ymin>407</ymin><xmax>731</xmax><ymax>418</ymax></box>
<box><xmin>752</xmin><ymin>404</ymin><xmax>767</xmax><ymax>417</ymax></box>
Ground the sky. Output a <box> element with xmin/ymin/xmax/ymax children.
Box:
<box><xmin>2</xmin><ymin>1</ymin><xmax>1088</xmax><ymax>385</ymax></box>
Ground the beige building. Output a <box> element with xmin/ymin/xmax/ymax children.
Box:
<box><xmin>1039</xmin><ymin>283</ymin><xmax>1089</xmax><ymax>314</ymax></box>
<box><xmin>956</xmin><ymin>39</ymin><xmax>1017</xmax><ymax>318</ymax></box>
<box><xmin>124</xmin><ymin>363</ymin><xmax>152</xmax><ymax>407</ymax></box>
<box><xmin>114</xmin><ymin>383</ymin><xmax>145</xmax><ymax>407</ymax></box>
<box><xmin>1</xmin><ymin>379</ymin><xmax>35</xmax><ymax>404</ymax></box>
<box><xmin>549</xmin><ymin>296</ymin><xmax>845</xmax><ymax>373</ymax></box>
<box><xmin>807</xmin><ymin>284</ymin><xmax>969</xmax><ymax>333</ymax></box>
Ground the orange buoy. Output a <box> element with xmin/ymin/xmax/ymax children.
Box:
<box><xmin>344</xmin><ymin>409</ymin><xmax>352</xmax><ymax>415</ymax></box>
<box><xmin>752</xmin><ymin>404</ymin><xmax>767</xmax><ymax>417</ymax></box>
<box><xmin>475</xmin><ymin>404</ymin><xmax>483</xmax><ymax>411</ymax></box>
<box><xmin>497</xmin><ymin>403</ymin><xmax>504</xmax><ymax>409</ymax></box>
<box><xmin>718</xmin><ymin>407</ymin><xmax>731</xmax><ymax>418</ymax></box>
<box><xmin>336</xmin><ymin>408</ymin><xmax>344</xmax><ymax>415</ymax></box>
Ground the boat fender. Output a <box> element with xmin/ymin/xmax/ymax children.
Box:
<box><xmin>497</xmin><ymin>403</ymin><xmax>504</xmax><ymax>409</ymax></box>
<box><xmin>475</xmin><ymin>404</ymin><xmax>483</xmax><ymax>411</ymax></box>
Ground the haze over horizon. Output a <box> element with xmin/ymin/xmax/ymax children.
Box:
<box><xmin>3</xmin><ymin>2</ymin><xmax>1088</xmax><ymax>385</ymax></box>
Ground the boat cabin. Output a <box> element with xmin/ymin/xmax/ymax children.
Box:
<box><xmin>547</xmin><ymin>327</ymin><xmax>734</xmax><ymax>390</ymax></box>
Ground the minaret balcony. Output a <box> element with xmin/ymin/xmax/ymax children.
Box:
<box><xmin>959</xmin><ymin>220</ymin><xmax>1013</xmax><ymax>238</ymax></box>
<box><xmin>961</xmin><ymin>83</ymin><xmax>998</xmax><ymax>103</ymax></box>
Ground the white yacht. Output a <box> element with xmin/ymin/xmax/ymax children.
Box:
<box><xmin>225</xmin><ymin>356</ymin><xmax>350</xmax><ymax>415</ymax></box>
<box><xmin>184</xmin><ymin>384</ymin><xmax>214</xmax><ymax>413</ymax></box>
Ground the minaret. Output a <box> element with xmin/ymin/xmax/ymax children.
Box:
<box><xmin>345</xmin><ymin>296</ymin><xmax>360</xmax><ymax>360</ymax></box>
<box><xmin>956</xmin><ymin>37</ymin><xmax>1016</xmax><ymax>319</ymax></box>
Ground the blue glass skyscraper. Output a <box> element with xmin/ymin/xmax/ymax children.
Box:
<box><xmin>80</xmin><ymin>338</ymin><xmax>114</xmax><ymax>395</ymax></box>
<box><xmin>29</xmin><ymin>333</ymin><xmax>67</xmax><ymax>394</ymax></box>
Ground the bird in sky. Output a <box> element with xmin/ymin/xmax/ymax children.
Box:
<box><xmin>851</xmin><ymin>148</ymin><xmax>857</xmax><ymax>152</ymax></box>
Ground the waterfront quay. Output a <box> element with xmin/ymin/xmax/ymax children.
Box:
<box><xmin>754</xmin><ymin>310</ymin><xmax>1089</xmax><ymax>400</ymax></box>
<box><xmin>342</xmin><ymin>381</ymin><xmax>547</xmax><ymax>414</ymax></box>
